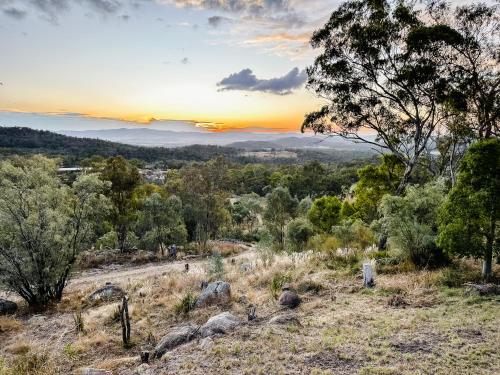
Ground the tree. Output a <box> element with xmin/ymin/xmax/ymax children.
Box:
<box><xmin>264</xmin><ymin>186</ymin><xmax>298</xmax><ymax>249</ymax></box>
<box><xmin>302</xmin><ymin>0</ymin><xmax>462</xmax><ymax>193</ymax></box>
<box><xmin>308</xmin><ymin>196</ymin><xmax>342</xmax><ymax>232</ymax></box>
<box><xmin>414</xmin><ymin>1</ymin><xmax>499</xmax><ymax>140</ymax></box>
<box><xmin>101</xmin><ymin>157</ymin><xmax>141</xmax><ymax>252</ymax></box>
<box><xmin>167</xmin><ymin>158</ymin><xmax>230</xmax><ymax>251</ymax></box>
<box><xmin>286</xmin><ymin>218</ymin><xmax>314</xmax><ymax>252</ymax></box>
<box><xmin>352</xmin><ymin>154</ymin><xmax>404</xmax><ymax>223</ymax></box>
<box><xmin>378</xmin><ymin>180</ymin><xmax>448</xmax><ymax>268</ymax></box>
<box><xmin>297</xmin><ymin>196</ymin><xmax>313</xmax><ymax>217</ymax></box>
<box><xmin>0</xmin><ymin>156</ymin><xmax>109</xmax><ymax>308</ymax></box>
<box><xmin>438</xmin><ymin>139</ymin><xmax>500</xmax><ymax>280</ymax></box>
<box><xmin>138</xmin><ymin>193</ymin><xmax>187</xmax><ymax>255</ymax></box>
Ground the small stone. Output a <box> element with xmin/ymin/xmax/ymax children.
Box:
<box><xmin>200</xmin><ymin>311</ymin><xmax>241</xmax><ymax>338</ymax></box>
<box><xmin>0</xmin><ymin>299</ymin><xmax>17</xmax><ymax>315</ymax></box>
<box><xmin>278</xmin><ymin>290</ymin><xmax>300</xmax><ymax>309</ymax></box>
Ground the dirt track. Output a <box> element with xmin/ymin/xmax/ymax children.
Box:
<box><xmin>66</xmin><ymin>247</ymin><xmax>256</xmax><ymax>292</ymax></box>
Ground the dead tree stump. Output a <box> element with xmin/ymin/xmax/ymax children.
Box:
<box><xmin>363</xmin><ymin>262</ymin><xmax>375</xmax><ymax>287</ymax></box>
<box><xmin>119</xmin><ymin>296</ymin><xmax>131</xmax><ymax>347</ymax></box>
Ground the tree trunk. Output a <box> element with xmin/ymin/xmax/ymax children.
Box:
<box><xmin>483</xmin><ymin>216</ymin><xmax>495</xmax><ymax>281</ymax></box>
<box><xmin>395</xmin><ymin>162</ymin><xmax>414</xmax><ymax>196</ymax></box>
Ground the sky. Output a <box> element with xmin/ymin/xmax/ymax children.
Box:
<box><xmin>0</xmin><ymin>0</ymin><xmax>344</xmax><ymax>133</ymax></box>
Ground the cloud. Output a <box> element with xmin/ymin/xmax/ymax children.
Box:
<box><xmin>3</xmin><ymin>7</ymin><xmax>27</xmax><ymax>19</ymax></box>
<box><xmin>217</xmin><ymin>67</ymin><xmax>307</xmax><ymax>95</ymax></box>
<box><xmin>84</xmin><ymin>0</ymin><xmax>121</xmax><ymax>14</ymax></box>
<box><xmin>207</xmin><ymin>15</ymin><xmax>231</xmax><ymax>28</ymax></box>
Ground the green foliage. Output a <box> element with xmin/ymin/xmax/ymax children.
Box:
<box><xmin>167</xmin><ymin>158</ymin><xmax>230</xmax><ymax>251</ymax></box>
<box><xmin>439</xmin><ymin>265</ymin><xmax>483</xmax><ymax>288</ymax></box>
<box><xmin>352</xmin><ymin>154</ymin><xmax>404</xmax><ymax>223</ymax></box>
<box><xmin>297</xmin><ymin>196</ymin><xmax>313</xmax><ymax>217</ymax></box>
<box><xmin>100</xmin><ymin>156</ymin><xmax>141</xmax><ymax>252</ymax></box>
<box><xmin>286</xmin><ymin>218</ymin><xmax>314</xmax><ymax>252</ymax></box>
<box><xmin>307</xmin><ymin>234</ymin><xmax>340</xmax><ymax>255</ymax></box>
<box><xmin>438</xmin><ymin>139</ymin><xmax>500</xmax><ymax>279</ymax></box>
<box><xmin>269</xmin><ymin>273</ymin><xmax>292</xmax><ymax>298</ymax></box>
<box><xmin>263</xmin><ymin>186</ymin><xmax>298</xmax><ymax>249</ymax></box>
<box><xmin>137</xmin><ymin>193</ymin><xmax>187</xmax><ymax>254</ymax></box>
<box><xmin>378</xmin><ymin>180</ymin><xmax>448</xmax><ymax>268</ymax></box>
<box><xmin>0</xmin><ymin>156</ymin><xmax>109</xmax><ymax>308</ymax></box>
<box><xmin>302</xmin><ymin>0</ymin><xmax>464</xmax><ymax>190</ymax></box>
<box><xmin>174</xmin><ymin>293</ymin><xmax>197</xmax><ymax>315</ymax></box>
<box><xmin>208</xmin><ymin>251</ymin><xmax>225</xmax><ymax>280</ymax></box>
<box><xmin>340</xmin><ymin>200</ymin><xmax>355</xmax><ymax>220</ymax></box>
<box><xmin>308</xmin><ymin>195</ymin><xmax>342</xmax><ymax>232</ymax></box>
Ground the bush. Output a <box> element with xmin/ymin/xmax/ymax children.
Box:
<box><xmin>307</xmin><ymin>234</ymin><xmax>340</xmax><ymax>255</ymax></box>
<box><xmin>439</xmin><ymin>264</ymin><xmax>484</xmax><ymax>288</ymax></box>
<box><xmin>269</xmin><ymin>273</ymin><xmax>292</xmax><ymax>298</ymax></box>
<box><xmin>208</xmin><ymin>251</ymin><xmax>225</xmax><ymax>280</ymax></box>
<box><xmin>286</xmin><ymin>218</ymin><xmax>314</xmax><ymax>252</ymax></box>
<box><xmin>0</xmin><ymin>157</ymin><xmax>109</xmax><ymax>308</ymax></box>
<box><xmin>174</xmin><ymin>293</ymin><xmax>197</xmax><ymax>315</ymax></box>
<box><xmin>377</xmin><ymin>180</ymin><xmax>449</xmax><ymax>268</ymax></box>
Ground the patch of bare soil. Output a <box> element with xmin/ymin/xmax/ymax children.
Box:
<box><xmin>304</xmin><ymin>348</ymin><xmax>367</xmax><ymax>374</ymax></box>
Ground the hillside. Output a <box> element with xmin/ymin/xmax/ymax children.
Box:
<box><xmin>0</xmin><ymin>127</ymin><xmax>374</xmax><ymax>165</ymax></box>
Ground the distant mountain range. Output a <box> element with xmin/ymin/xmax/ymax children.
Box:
<box><xmin>0</xmin><ymin>127</ymin><xmax>377</xmax><ymax>166</ymax></box>
<box><xmin>59</xmin><ymin>128</ymin><xmax>378</xmax><ymax>152</ymax></box>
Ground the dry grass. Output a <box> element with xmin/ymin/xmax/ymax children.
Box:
<box><xmin>0</xmin><ymin>249</ymin><xmax>498</xmax><ymax>375</ymax></box>
<box><xmin>0</xmin><ymin>317</ymin><xmax>22</xmax><ymax>334</ymax></box>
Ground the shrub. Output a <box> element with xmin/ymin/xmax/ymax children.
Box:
<box><xmin>174</xmin><ymin>293</ymin><xmax>196</xmax><ymax>315</ymax></box>
<box><xmin>9</xmin><ymin>352</ymin><xmax>55</xmax><ymax>375</ymax></box>
<box><xmin>0</xmin><ymin>157</ymin><xmax>110</xmax><ymax>308</ymax></box>
<box><xmin>269</xmin><ymin>273</ymin><xmax>292</xmax><ymax>298</ymax></box>
<box><xmin>286</xmin><ymin>218</ymin><xmax>314</xmax><ymax>252</ymax></box>
<box><xmin>307</xmin><ymin>234</ymin><xmax>340</xmax><ymax>255</ymax></box>
<box><xmin>308</xmin><ymin>196</ymin><xmax>342</xmax><ymax>232</ymax></box>
<box><xmin>208</xmin><ymin>251</ymin><xmax>225</xmax><ymax>280</ymax></box>
<box><xmin>378</xmin><ymin>180</ymin><xmax>449</xmax><ymax>268</ymax></box>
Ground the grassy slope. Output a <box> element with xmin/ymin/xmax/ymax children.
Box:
<box><xmin>0</xmin><ymin>252</ymin><xmax>498</xmax><ymax>375</ymax></box>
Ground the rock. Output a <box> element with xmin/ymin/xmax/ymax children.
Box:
<box><xmin>240</xmin><ymin>263</ymin><xmax>253</xmax><ymax>272</ymax></box>
<box><xmin>0</xmin><ymin>298</ymin><xmax>17</xmax><ymax>315</ymax></box>
<box><xmin>199</xmin><ymin>337</ymin><xmax>214</xmax><ymax>350</ymax></box>
<box><xmin>269</xmin><ymin>314</ymin><xmax>301</xmax><ymax>326</ymax></box>
<box><xmin>238</xmin><ymin>295</ymin><xmax>249</xmax><ymax>305</ymax></box>
<box><xmin>195</xmin><ymin>281</ymin><xmax>231</xmax><ymax>308</ymax></box>
<box><xmin>154</xmin><ymin>324</ymin><xmax>198</xmax><ymax>358</ymax></box>
<box><xmin>87</xmin><ymin>283</ymin><xmax>125</xmax><ymax>303</ymax></box>
<box><xmin>200</xmin><ymin>311</ymin><xmax>241</xmax><ymax>338</ymax></box>
<box><xmin>134</xmin><ymin>363</ymin><xmax>152</xmax><ymax>375</ymax></box>
<box><xmin>278</xmin><ymin>290</ymin><xmax>301</xmax><ymax>309</ymax></box>
<box><xmin>79</xmin><ymin>369</ymin><xmax>112</xmax><ymax>375</ymax></box>
<box><xmin>465</xmin><ymin>283</ymin><xmax>500</xmax><ymax>296</ymax></box>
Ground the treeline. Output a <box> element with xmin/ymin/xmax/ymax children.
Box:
<box><xmin>0</xmin><ymin>126</ymin><xmax>374</xmax><ymax>166</ymax></box>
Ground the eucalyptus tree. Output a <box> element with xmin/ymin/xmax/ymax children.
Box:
<box><xmin>302</xmin><ymin>0</ymin><xmax>466</xmax><ymax>193</ymax></box>
<box><xmin>0</xmin><ymin>156</ymin><xmax>109</xmax><ymax>308</ymax></box>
